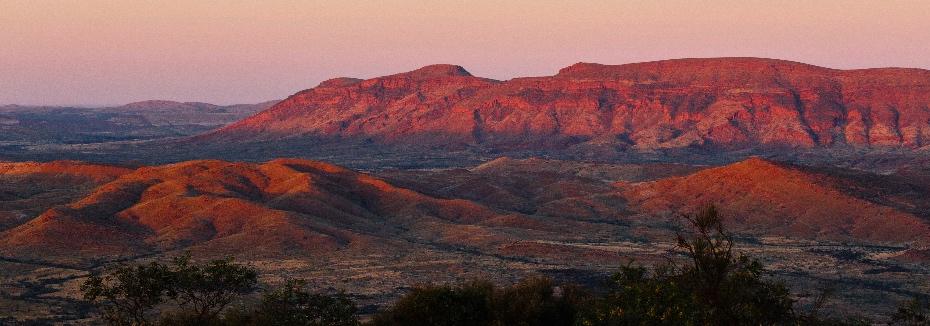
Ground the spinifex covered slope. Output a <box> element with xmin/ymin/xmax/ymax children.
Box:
<box><xmin>204</xmin><ymin>58</ymin><xmax>930</xmax><ymax>157</ymax></box>
<box><xmin>6</xmin><ymin>157</ymin><xmax>929</xmax><ymax>268</ymax></box>
<box><xmin>620</xmin><ymin>158</ymin><xmax>930</xmax><ymax>244</ymax></box>
<box><xmin>378</xmin><ymin>157</ymin><xmax>930</xmax><ymax>246</ymax></box>
<box><xmin>0</xmin><ymin>159</ymin><xmax>511</xmax><ymax>266</ymax></box>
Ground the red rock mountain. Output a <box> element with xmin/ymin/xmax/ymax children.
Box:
<box><xmin>203</xmin><ymin>58</ymin><xmax>930</xmax><ymax>153</ymax></box>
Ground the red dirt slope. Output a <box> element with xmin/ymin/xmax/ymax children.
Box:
<box><xmin>0</xmin><ymin>161</ymin><xmax>133</xmax><ymax>231</ymax></box>
<box><xmin>0</xmin><ymin>159</ymin><xmax>500</xmax><ymax>266</ymax></box>
<box><xmin>620</xmin><ymin>157</ymin><xmax>930</xmax><ymax>244</ymax></box>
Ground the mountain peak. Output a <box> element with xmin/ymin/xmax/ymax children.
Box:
<box><xmin>397</xmin><ymin>64</ymin><xmax>473</xmax><ymax>79</ymax></box>
<box><xmin>737</xmin><ymin>157</ymin><xmax>783</xmax><ymax>169</ymax></box>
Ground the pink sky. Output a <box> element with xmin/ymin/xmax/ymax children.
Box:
<box><xmin>2</xmin><ymin>0</ymin><xmax>929</xmax><ymax>106</ymax></box>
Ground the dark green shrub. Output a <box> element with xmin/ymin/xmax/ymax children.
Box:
<box><xmin>370</xmin><ymin>279</ymin><xmax>494</xmax><ymax>326</ymax></box>
<box><xmin>577</xmin><ymin>263</ymin><xmax>699</xmax><ymax>326</ymax></box>
<box><xmin>487</xmin><ymin>275</ymin><xmax>588</xmax><ymax>326</ymax></box>
<box><xmin>371</xmin><ymin>276</ymin><xmax>588</xmax><ymax>326</ymax></box>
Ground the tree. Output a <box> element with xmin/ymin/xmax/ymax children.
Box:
<box><xmin>82</xmin><ymin>261</ymin><xmax>173</xmax><ymax>326</ymax></box>
<box><xmin>892</xmin><ymin>294</ymin><xmax>930</xmax><ymax>326</ymax></box>
<box><xmin>167</xmin><ymin>253</ymin><xmax>258</xmax><ymax>325</ymax></box>
<box><xmin>577</xmin><ymin>205</ymin><xmax>796</xmax><ymax>326</ymax></box>
<box><xmin>81</xmin><ymin>253</ymin><xmax>258</xmax><ymax>326</ymax></box>
<box><xmin>675</xmin><ymin>205</ymin><xmax>794</xmax><ymax>325</ymax></box>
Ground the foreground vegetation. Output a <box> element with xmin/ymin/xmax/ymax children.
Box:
<box><xmin>77</xmin><ymin>206</ymin><xmax>929</xmax><ymax>325</ymax></box>
<box><xmin>81</xmin><ymin>254</ymin><xmax>358</xmax><ymax>326</ymax></box>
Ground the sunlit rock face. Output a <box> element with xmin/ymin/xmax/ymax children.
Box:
<box><xmin>204</xmin><ymin>58</ymin><xmax>930</xmax><ymax>153</ymax></box>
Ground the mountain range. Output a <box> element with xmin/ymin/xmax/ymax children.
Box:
<box><xmin>4</xmin><ymin>58</ymin><xmax>929</xmax><ymax>170</ymax></box>
<box><xmin>0</xmin><ymin>100</ymin><xmax>276</xmax><ymax>149</ymax></box>
<box><xmin>197</xmin><ymin>58</ymin><xmax>930</xmax><ymax>169</ymax></box>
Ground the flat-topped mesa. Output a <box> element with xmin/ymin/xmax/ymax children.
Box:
<box><xmin>201</xmin><ymin>57</ymin><xmax>930</xmax><ymax>152</ymax></box>
<box><xmin>556</xmin><ymin>58</ymin><xmax>836</xmax><ymax>85</ymax></box>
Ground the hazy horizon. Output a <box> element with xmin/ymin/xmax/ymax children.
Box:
<box><xmin>3</xmin><ymin>0</ymin><xmax>929</xmax><ymax>106</ymax></box>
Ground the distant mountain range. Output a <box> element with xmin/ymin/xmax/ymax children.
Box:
<box><xmin>3</xmin><ymin>58</ymin><xmax>930</xmax><ymax>170</ymax></box>
<box><xmin>193</xmin><ymin>58</ymin><xmax>930</xmax><ymax>169</ymax></box>
<box><xmin>0</xmin><ymin>100</ymin><xmax>277</xmax><ymax>146</ymax></box>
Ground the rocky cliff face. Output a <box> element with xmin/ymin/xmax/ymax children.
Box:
<box><xmin>204</xmin><ymin>58</ymin><xmax>930</xmax><ymax>154</ymax></box>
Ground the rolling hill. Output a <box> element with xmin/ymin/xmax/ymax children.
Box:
<box><xmin>3</xmin><ymin>157</ymin><xmax>930</xmax><ymax>321</ymax></box>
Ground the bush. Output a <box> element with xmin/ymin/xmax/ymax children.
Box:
<box><xmin>250</xmin><ymin>278</ymin><xmax>360</xmax><ymax>326</ymax></box>
<box><xmin>488</xmin><ymin>275</ymin><xmax>589</xmax><ymax>326</ymax></box>
<box><xmin>370</xmin><ymin>279</ymin><xmax>494</xmax><ymax>326</ymax></box>
<box><xmin>82</xmin><ymin>254</ymin><xmax>363</xmax><ymax>326</ymax></box>
<box><xmin>370</xmin><ymin>276</ymin><xmax>588</xmax><ymax>326</ymax></box>
<box><xmin>81</xmin><ymin>260</ymin><xmax>174</xmax><ymax>325</ymax></box>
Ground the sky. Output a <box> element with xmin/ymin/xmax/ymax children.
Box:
<box><xmin>2</xmin><ymin>0</ymin><xmax>929</xmax><ymax>106</ymax></box>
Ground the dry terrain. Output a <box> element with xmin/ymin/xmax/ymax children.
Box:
<box><xmin>1</xmin><ymin>158</ymin><xmax>929</xmax><ymax>323</ymax></box>
<box><xmin>4</xmin><ymin>58</ymin><xmax>930</xmax><ymax>324</ymax></box>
